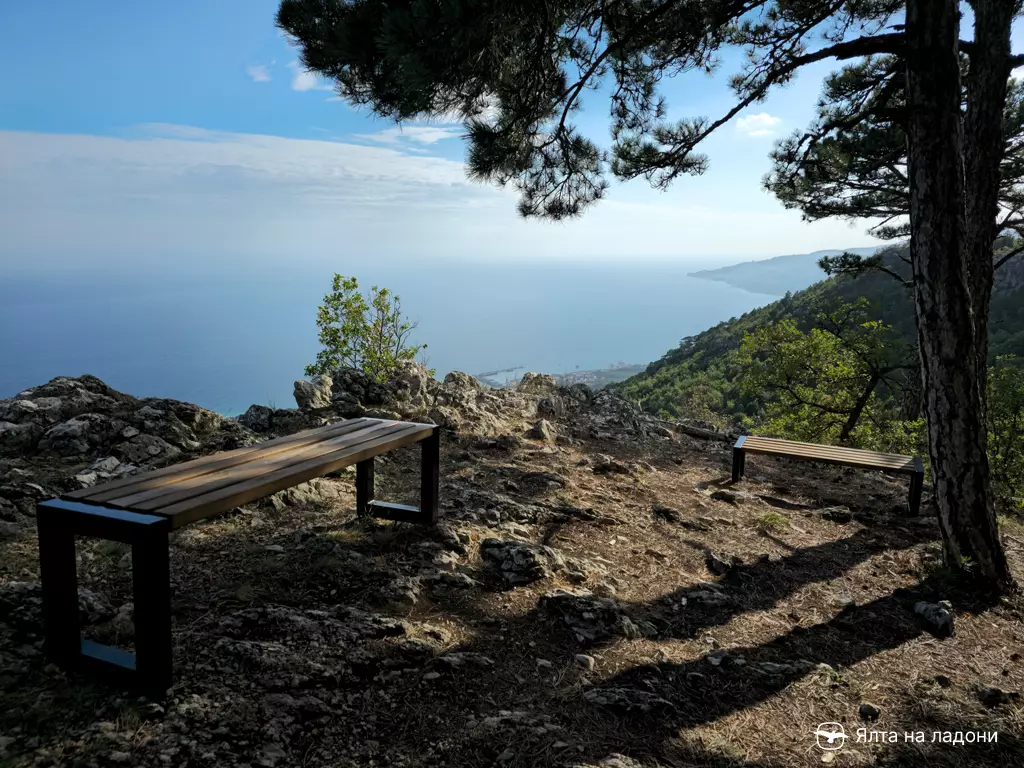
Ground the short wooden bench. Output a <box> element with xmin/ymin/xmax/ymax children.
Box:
<box><xmin>36</xmin><ymin>417</ymin><xmax>440</xmax><ymax>694</ymax></box>
<box><xmin>731</xmin><ymin>435</ymin><xmax>924</xmax><ymax>515</ymax></box>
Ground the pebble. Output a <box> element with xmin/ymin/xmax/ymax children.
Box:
<box><xmin>575</xmin><ymin>654</ymin><xmax>596</xmax><ymax>671</ymax></box>
<box><xmin>859</xmin><ymin>702</ymin><xmax>882</xmax><ymax>721</ymax></box>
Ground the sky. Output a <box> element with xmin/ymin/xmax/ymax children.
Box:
<box><xmin>0</xmin><ymin>1</ymin><xmax>897</xmax><ymax>276</ymax></box>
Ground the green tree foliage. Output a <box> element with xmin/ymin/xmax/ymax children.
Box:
<box><xmin>737</xmin><ymin>301</ymin><xmax>917</xmax><ymax>450</ymax></box>
<box><xmin>766</xmin><ymin>62</ymin><xmax>1024</xmax><ymax>244</ymax></box>
<box><xmin>306</xmin><ymin>275</ymin><xmax>425</xmax><ymax>382</ymax></box>
<box><xmin>989</xmin><ymin>356</ymin><xmax>1024</xmax><ymax>504</ymax></box>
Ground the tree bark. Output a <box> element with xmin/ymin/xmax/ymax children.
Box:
<box><xmin>905</xmin><ymin>0</ymin><xmax>1014</xmax><ymax>589</ymax></box>
<box><xmin>963</xmin><ymin>0</ymin><xmax>1015</xmax><ymax>371</ymax></box>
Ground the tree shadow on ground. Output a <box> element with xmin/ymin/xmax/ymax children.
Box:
<box><xmin>5</xmin><ymin>493</ymin><xmax>1015</xmax><ymax>768</ymax></box>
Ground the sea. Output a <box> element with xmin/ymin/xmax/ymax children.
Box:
<box><xmin>0</xmin><ymin>258</ymin><xmax>778</xmax><ymax>416</ymax></box>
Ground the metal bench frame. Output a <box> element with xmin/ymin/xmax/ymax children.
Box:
<box><xmin>731</xmin><ymin>435</ymin><xmax>925</xmax><ymax>515</ymax></box>
<box><xmin>36</xmin><ymin>425</ymin><xmax>440</xmax><ymax>697</ymax></box>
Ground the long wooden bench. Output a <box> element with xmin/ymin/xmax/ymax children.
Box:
<box><xmin>731</xmin><ymin>435</ymin><xmax>924</xmax><ymax>515</ymax></box>
<box><xmin>36</xmin><ymin>417</ymin><xmax>440</xmax><ymax>695</ymax></box>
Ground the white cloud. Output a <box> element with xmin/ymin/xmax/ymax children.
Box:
<box><xmin>0</xmin><ymin>124</ymin><xmax>883</xmax><ymax>273</ymax></box>
<box><xmin>735</xmin><ymin>112</ymin><xmax>782</xmax><ymax>137</ymax></box>
<box><xmin>354</xmin><ymin>125</ymin><xmax>465</xmax><ymax>145</ymax></box>
<box><xmin>1013</xmin><ymin>65</ymin><xmax>1024</xmax><ymax>81</ymax></box>
<box><xmin>289</xmin><ymin>61</ymin><xmax>333</xmax><ymax>92</ymax></box>
<box><xmin>246</xmin><ymin>64</ymin><xmax>271</xmax><ymax>83</ymax></box>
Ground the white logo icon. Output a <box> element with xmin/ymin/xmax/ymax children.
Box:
<box><xmin>814</xmin><ymin>723</ymin><xmax>847</xmax><ymax>751</ymax></box>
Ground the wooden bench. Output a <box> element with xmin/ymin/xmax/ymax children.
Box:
<box><xmin>35</xmin><ymin>417</ymin><xmax>440</xmax><ymax>695</ymax></box>
<box><xmin>731</xmin><ymin>435</ymin><xmax>924</xmax><ymax>515</ymax></box>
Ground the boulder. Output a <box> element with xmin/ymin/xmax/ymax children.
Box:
<box><xmin>38</xmin><ymin>414</ymin><xmax>120</xmax><ymax>457</ymax></box>
<box><xmin>293</xmin><ymin>375</ymin><xmax>333</xmax><ymax>410</ymax></box>
<box><xmin>591</xmin><ymin>454</ymin><xmax>630</xmax><ymax>475</ymax></box>
<box><xmin>537</xmin><ymin>395</ymin><xmax>565</xmax><ymax>419</ymax></box>
<box><xmin>1</xmin><ymin>375</ymin><xmax>253</xmax><ymax>462</ymax></box>
<box><xmin>442</xmin><ymin>371</ymin><xmax>483</xmax><ymax>392</ymax></box>
<box><xmin>517</xmin><ymin>372</ymin><xmax>558</xmax><ymax>396</ymax></box>
<box><xmin>914</xmin><ymin>600</ymin><xmax>955</xmax><ymax>637</ymax></box>
<box><xmin>705</xmin><ymin>551</ymin><xmax>743</xmax><ymax>576</ymax></box>
<box><xmin>390</xmin><ymin>361</ymin><xmax>437</xmax><ymax>405</ymax></box>
<box><xmin>561</xmin><ymin>383</ymin><xmax>593</xmax><ymax>406</ymax></box>
<box><xmin>238</xmin><ymin>404</ymin><xmax>274</xmax><ymax>432</ymax></box>
<box><xmin>0</xmin><ymin>421</ymin><xmax>41</xmax><ymax>452</ymax></box>
<box><xmin>526</xmin><ymin>419</ymin><xmax>556</xmax><ymax>443</ymax></box>
<box><xmin>330</xmin><ymin>367</ymin><xmax>375</xmax><ymax>403</ymax></box>
<box><xmin>480</xmin><ymin>539</ymin><xmax>566</xmax><ymax>585</ymax></box>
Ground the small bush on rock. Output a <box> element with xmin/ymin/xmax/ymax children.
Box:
<box><xmin>306</xmin><ymin>274</ymin><xmax>427</xmax><ymax>383</ymax></box>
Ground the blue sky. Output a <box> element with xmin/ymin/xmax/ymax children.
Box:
<box><xmin>0</xmin><ymin>1</ymin><xmax>898</xmax><ymax>274</ymax></box>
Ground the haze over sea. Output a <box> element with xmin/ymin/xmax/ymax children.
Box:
<box><xmin>0</xmin><ymin>257</ymin><xmax>778</xmax><ymax>416</ymax></box>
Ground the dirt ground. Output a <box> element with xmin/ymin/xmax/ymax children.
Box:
<box><xmin>2</xmin><ymin>417</ymin><xmax>1023</xmax><ymax>768</ymax></box>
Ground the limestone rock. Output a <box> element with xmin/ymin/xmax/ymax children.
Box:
<box><xmin>537</xmin><ymin>395</ymin><xmax>565</xmax><ymax>419</ymax></box>
<box><xmin>709</xmin><ymin>488</ymin><xmax>751</xmax><ymax>505</ymax></box>
<box><xmin>293</xmin><ymin>375</ymin><xmax>333</xmax><ymax>410</ymax></box>
<box><xmin>914</xmin><ymin>600</ymin><xmax>955</xmax><ymax>637</ymax></box>
<box><xmin>705</xmin><ymin>551</ymin><xmax>742</xmax><ymax>576</ymax></box>
<box><xmin>0</xmin><ymin>421</ymin><xmax>41</xmax><ymax>452</ymax></box>
<box><xmin>859</xmin><ymin>702</ymin><xmax>882</xmax><ymax>721</ymax></box>
<box><xmin>526</xmin><ymin>419</ymin><xmax>556</xmax><ymax>443</ymax></box>
<box><xmin>539</xmin><ymin>589</ymin><xmax>640</xmax><ymax>645</ymax></box>
<box><xmin>442</xmin><ymin>371</ymin><xmax>483</xmax><ymax>392</ymax></box>
<box><xmin>480</xmin><ymin>539</ymin><xmax>566</xmax><ymax>586</ymax></box>
<box><xmin>238</xmin><ymin>404</ymin><xmax>274</xmax><ymax>432</ymax></box>
<box><xmin>517</xmin><ymin>372</ymin><xmax>559</xmax><ymax>395</ymax></box>
<box><xmin>591</xmin><ymin>454</ymin><xmax>630</xmax><ymax>475</ymax></box>
<box><xmin>583</xmin><ymin>686</ymin><xmax>674</xmax><ymax>713</ymax></box>
<box><xmin>570</xmin><ymin>756</ymin><xmax>645</xmax><ymax>768</ymax></box>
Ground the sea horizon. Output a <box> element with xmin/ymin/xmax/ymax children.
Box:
<box><xmin>0</xmin><ymin>256</ymin><xmax>783</xmax><ymax>416</ymax></box>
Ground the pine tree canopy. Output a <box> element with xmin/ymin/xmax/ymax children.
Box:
<box><xmin>276</xmin><ymin>0</ymin><xmax>934</xmax><ymax>219</ymax></box>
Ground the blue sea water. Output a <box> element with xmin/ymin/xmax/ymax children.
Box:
<box><xmin>0</xmin><ymin>259</ymin><xmax>778</xmax><ymax>416</ymax></box>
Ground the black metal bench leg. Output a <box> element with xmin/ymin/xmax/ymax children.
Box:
<box><xmin>420</xmin><ymin>426</ymin><xmax>440</xmax><ymax>525</ymax></box>
<box><xmin>37</xmin><ymin>499</ymin><xmax>173</xmax><ymax>695</ymax></box>
<box><xmin>133</xmin><ymin>525</ymin><xmax>172</xmax><ymax>695</ymax></box>
<box><xmin>356</xmin><ymin>458</ymin><xmax>375</xmax><ymax>516</ymax></box>
<box><xmin>732</xmin><ymin>448</ymin><xmax>746</xmax><ymax>483</ymax></box>
<box><xmin>354</xmin><ymin>427</ymin><xmax>440</xmax><ymax>526</ymax></box>
<box><xmin>38</xmin><ymin>506</ymin><xmax>81</xmax><ymax>668</ymax></box>
<box><xmin>908</xmin><ymin>469</ymin><xmax>924</xmax><ymax>516</ymax></box>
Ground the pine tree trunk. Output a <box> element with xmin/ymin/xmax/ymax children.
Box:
<box><xmin>963</xmin><ymin>0</ymin><xmax>1015</xmax><ymax>371</ymax></box>
<box><xmin>905</xmin><ymin>0</ymin><xmax>1014</xmax><ymax>590</ymax></box>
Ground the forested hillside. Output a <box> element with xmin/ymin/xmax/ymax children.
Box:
<box><xmin>615</xmin><ymin>241</ymin><xmax>1024</xmax><ymax>437</ymax></box>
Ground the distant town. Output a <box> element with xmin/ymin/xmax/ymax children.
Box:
<box><xmin>475</xmin><ymin>362</ymin><xmax>646</xmax><ymax>390</ymax></box>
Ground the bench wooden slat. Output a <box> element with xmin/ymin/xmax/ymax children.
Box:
<box><xmin>743</xmin><ymin>445</ymin><xmax>914</xmax><ymax>470</ymax></box>
<box><xmin>67</xmin><ymin>418</ymin><xmax>379</xmax><ymax>502</ymax></box>
<box><xmin>106</xmin><ymin>421</ymin><xmax>408</xmax><ymax>511</ymax></box>
<box><xmin>153</xmin><ymin>422</ymin><xmax>436</xmax><ymax>528</ymax></box>
<box><xmin>740</xmin><ymin>435</ymin><xmax>911</xmax><ymax>461</ymax></box>
<box><xmin>739</xmin><ymin>435</ymin><xmax>916</xmax><ymax>471</ymax></box>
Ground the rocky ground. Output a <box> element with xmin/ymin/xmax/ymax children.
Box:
<box><xmin>1</xmin><ymin>368</ymin><xmax>1023</xmax><ymax>768</ymax></box>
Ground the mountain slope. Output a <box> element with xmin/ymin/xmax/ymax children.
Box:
<box><xmin>688</xmin><ymin>246</ymin><xmax>881</xmax><ymax>296</ymax></box>
<box><xmin>615</xmin><ymin>242</ymin><xmax>1024</xmax><ymax>423</ymax></box>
